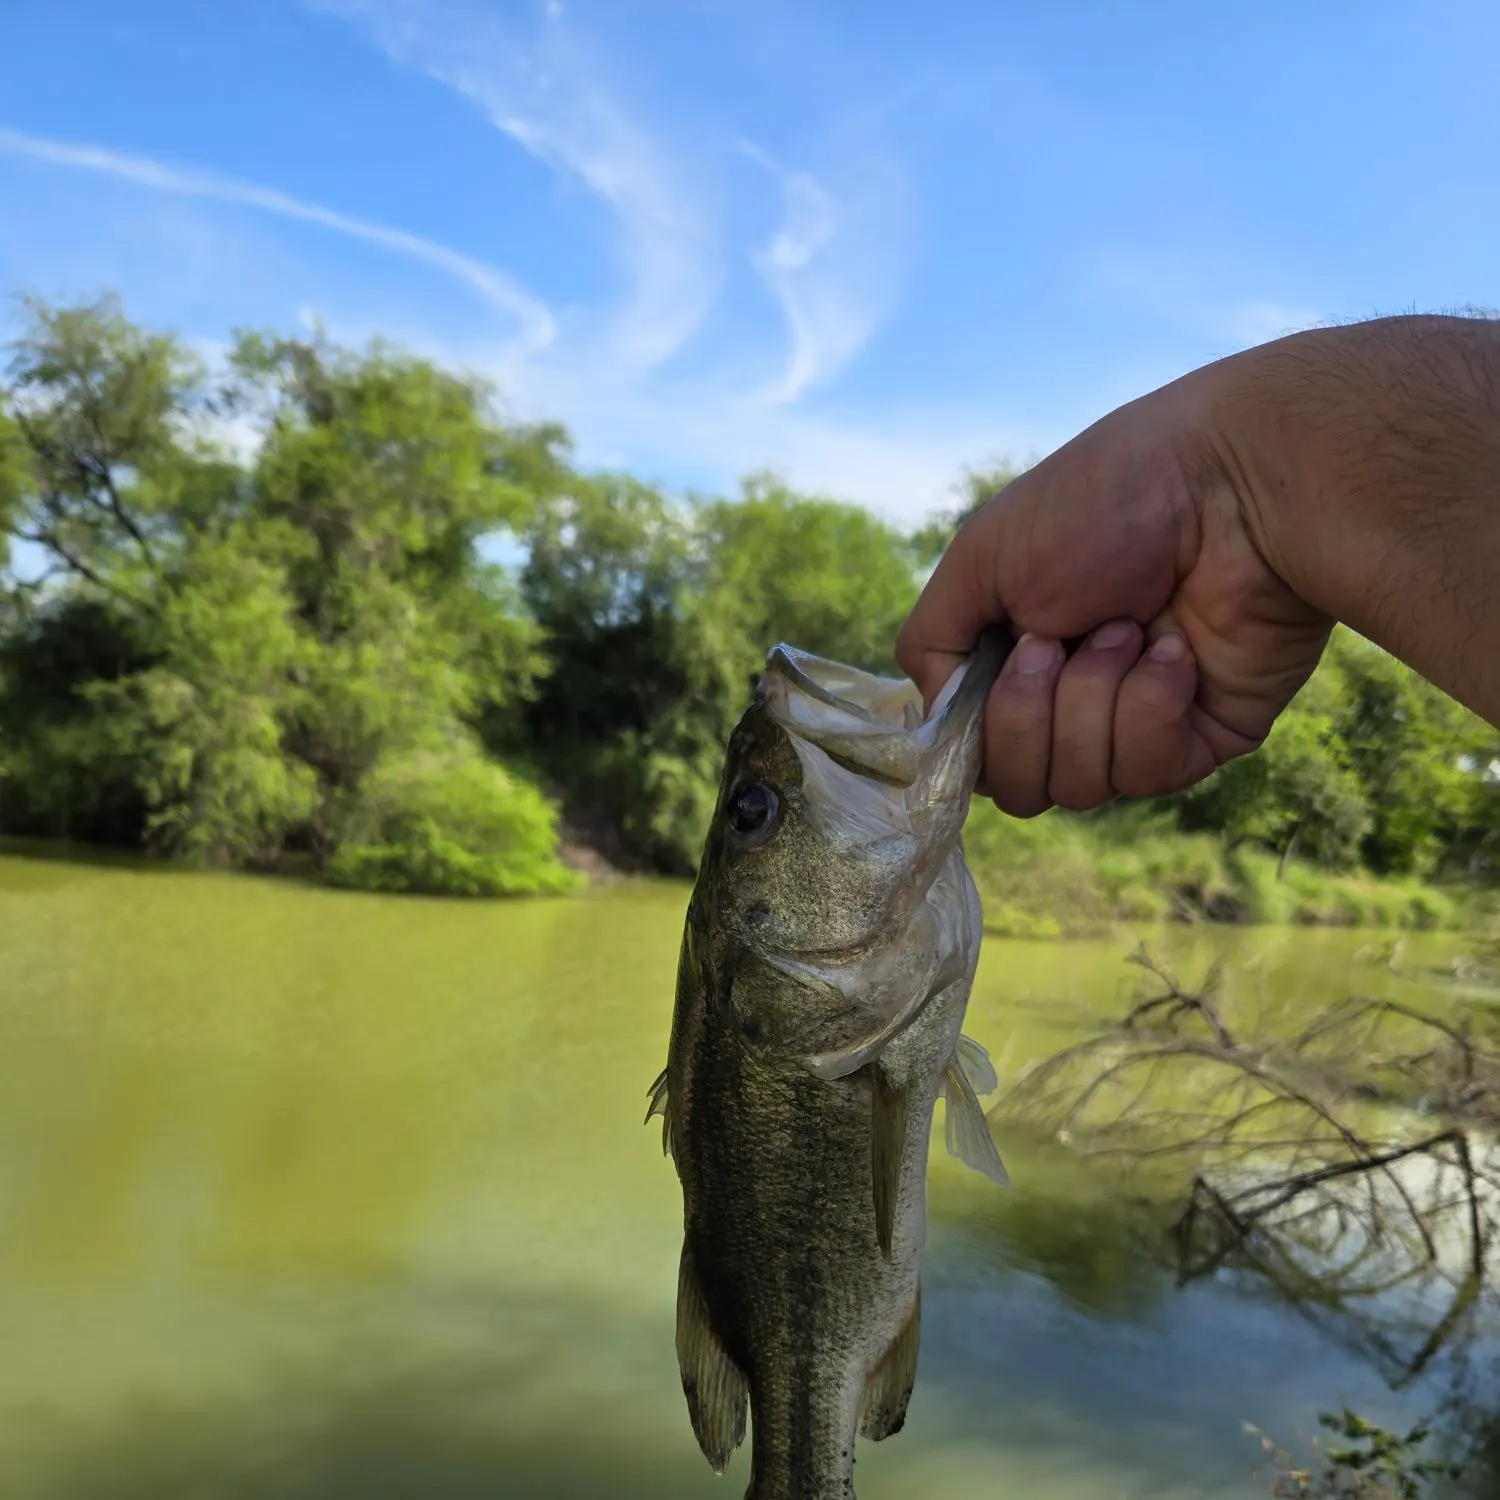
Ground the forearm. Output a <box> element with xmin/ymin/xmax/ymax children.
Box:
<box><xmin>1209</xmin><ymin>315</ymin><xmax>1500</xmax><ymax>723</ymax></box>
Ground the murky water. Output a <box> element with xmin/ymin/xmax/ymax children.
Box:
<box><xmin>0</xmin><ymin>848</ymin><xmax>1488</xmax><ymax>1498</ymax></box>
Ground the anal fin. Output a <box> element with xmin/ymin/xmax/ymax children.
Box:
<box><xmin>943</xmin><ymin>1056</ymin><xmax>1010</xmax><ymax>1187</ymax></box>
<box><xmin>870</xmin><ymin>1062</ymin><xmax>907</xmax><ymax>1262</ymax></box>
<box><xmin>675</xmin><ymin>1243</ymin><xmax>748</xmax><ymax>1473</ymax></box>
<box><xmin>859</xmin><ymin>1287</ymin><xmax>921</xmax><ymax>1441</ymax></box>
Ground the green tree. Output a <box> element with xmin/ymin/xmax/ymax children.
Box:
<box><xmin>910</xmin><ymin>460</ymin><xmax>1025</xmax><ymax>566</ymax></box>
<box><xmin>516</xmin><ymin>472</ymin><xmax>728</xmax><ymax>871</ymax></box>
<box><xmin>520</xmin><ymin>471</ymin><xmax>700</xmax><ymax>754</ymax></box>
<box><xmin>85</xmin><ymin>542</ymin><xmax>316</xmax><ymax>866</ymax></box>
<box><xmin>0</xmin><ymin>294</ymin><xmax>228</xmax><ymax>607</ymax></box>
<box><xmin>8</xmin><ymin>292</ymin><xmax>1500</xmax><ymax>910</ymax></box>
<box><xmin>0</xmin><ymin>297</ymin><xmax>573</xmax><ymax>895</ymax></box>
<box><xmin>1328</xmin><ymin>630</ymin><xmax>1497</xmax><ymax>875</ymax></box>
<box><xmin>697</xmin><ymin>470</ymin><xmax>920</xmax><ymax>675</ymax></box>
<box><xmin>517</xmin><ymin>470</ymin><xmax>930</xmax><ymax>873</ymax></box>
<box><xmin>1180</xmin><ymin>654</ymin><xmax>1371</xmax><ymax>871</ymax></box>
<box><xmin>0</xmin><ymin>593</ymin><xmax>157</xmax><ymax>843</ymax></box>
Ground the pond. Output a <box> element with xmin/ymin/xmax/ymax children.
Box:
<box><xmin>0</xmin><ymin>848</ymin><xmax>1490</xmax><ymax>1498</ymax></box>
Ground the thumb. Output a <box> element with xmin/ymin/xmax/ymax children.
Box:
<box><xmin>896</xmin><ymin>512</ymin><xmax>1011</xmax><ymax>711</ymax></box>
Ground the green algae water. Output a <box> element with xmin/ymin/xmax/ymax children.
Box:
<box><xmin>0</xmin><ymin>848</ymin><xmax>1488</xmax><ymax>1498</ymax></box>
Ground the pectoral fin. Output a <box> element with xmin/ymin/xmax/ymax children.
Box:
<box><xmin>675</xmin><ymin>1243</ymin><xmax>748</xmax><ymax>1473</ymax></box>
<box><xmin>644</xmin><ymin>1066</ymin><xmax>673</xmax><ymax>1159</ymax></box>
<box><xmin>943</xmin><ymin>1056</ymin><xmax>1010</xmax><ymax>1188</ymax></box>
<box><xmin>955</xmin><ymin>1033</ymin><xmax>998</xmax><ymax>1096</ymax></box>
<box><xmin>859</xmin><ymin>1287</ymin><xmax>922</xmax><ymax>1441</ymax></box>
<box><xmin>870</xmin><ymin>1063</ymin><xmax>908</xmax><ymax>1262</ymax></box>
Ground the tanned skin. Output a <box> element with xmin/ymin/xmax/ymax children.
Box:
<box><xmin>897</xmin><ymin>315</ymin><xmax>1500</xmax><ymax>818</ymax></box>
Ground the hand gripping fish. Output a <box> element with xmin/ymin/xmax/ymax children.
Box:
<box><xmin>645</xmin><ymin>628</ymin><xmax>1013</xmax><ymax>1499</ymax></box>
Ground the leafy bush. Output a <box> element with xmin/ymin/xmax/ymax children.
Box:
<box><xmin>961</xmin><ymin>803</ymin><xmax>1465</xmax><ymax>936</ymax></box>
<box><xmin>85</xmin><ymin>546</ymin><xmax>318</xmax><ymax>867</ymax></box>
<box><xmin>326</xmin><ymin>747</ymin><xmax>579</xmax><ymax>897</ymax></box>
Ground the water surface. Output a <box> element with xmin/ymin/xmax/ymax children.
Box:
<box><xmin>0</xmin><ymin>851</ymin><xmax>1486</xmax><ymax>1497</ymax></box>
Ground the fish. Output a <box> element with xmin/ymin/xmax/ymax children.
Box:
<box><xmin>645</xmin><ymin>627</ymin><xmax>1013</xmax><ymax>1499</ymax></box>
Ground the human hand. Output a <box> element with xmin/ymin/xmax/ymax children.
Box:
<box><xmin>896</xmin><ymin>370</ymin><xmax>1333</xmax><ymax>817</ymax></box>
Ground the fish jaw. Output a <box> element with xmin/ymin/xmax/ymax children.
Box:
<box><xmin>757</xmin><ymin>628</ymin><xmax>1011</xmax><ymax>806</ymax></box>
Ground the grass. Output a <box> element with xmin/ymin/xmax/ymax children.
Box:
<box><xmin>962</xmin><ymin>802</ymin><xmax>1467</xmax><ymax>937</ymax></box>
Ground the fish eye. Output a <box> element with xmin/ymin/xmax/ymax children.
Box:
<box><xmin>727</xmin><ymin>781</ymin><xmax>780</xmax><ymax>839</ymax></box>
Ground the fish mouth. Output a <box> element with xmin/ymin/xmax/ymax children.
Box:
<box><xmin>757</xmin><ymin>628</ymin><xmax>1013</xmax><ymax>791</ymax></box>
<box><xmin>761</xmin><ymin>646</ymin><xmax>922</xmax><ymax>729</ymax></box>
<box><xmin>757</xmin><ymin>648</ymin><xmax>924</xmax><ymax>786</ymax></box>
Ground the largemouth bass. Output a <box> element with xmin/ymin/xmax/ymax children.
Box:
<box><xmin>645</xmin><ymin>628</ymin><xmax>1013</xmax><ymax>1499</ymax></box>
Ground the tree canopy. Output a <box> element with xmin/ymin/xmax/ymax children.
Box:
<box><xmin>2</xmin><ymin>294</ymin><xmax>1497</xmax><ymax>897</ymax></box>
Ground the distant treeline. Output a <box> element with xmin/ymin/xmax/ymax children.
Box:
<box><xmin>1</xmin><ymin>295</ymin><xmax>1497</xmax><ymax>908</ymax></box>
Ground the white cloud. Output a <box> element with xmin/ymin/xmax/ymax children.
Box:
<box><xmin>738</xmin><ymin>140</ymin><xmax>912</xmax><ymax>403</ymax></box>
<box><xmin>312</xmin><ymin>0</ymin><xmax>721</xmax><ymax>373</ymax></box>
<box><xmin>286</xmin><ymin>1</ymin><xmax>973</xmax><ymax>518</ymax></box>
<box><xmin>491</xmin><ymin>356</ymin><xmax>1053</xmax><ymax>526</ymax></box>
<box><xmin>0</xmin><ymin>13</ymin><xmax>1057</xmax><ymax>530</ymax></box>
<box><xmin>0</xmin><ymin>127</ymin><xmax>556</xmax><ymax>356</ymax></box>
<box><xmin>305</xmin><ymin>0</ymin><xmax>935</xmax><ymax>491</ymax></box>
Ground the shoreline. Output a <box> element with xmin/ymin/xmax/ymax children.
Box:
<box><xmin>2</xmin><ymin>831</ymin><xmax>1479</xmax><ymax>936</ymax></box>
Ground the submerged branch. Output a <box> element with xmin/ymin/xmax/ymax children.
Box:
<box><xmin>996</xmin><ymin>943</ymin><xmax>1500</xmax><ymax>1383</ymax></box>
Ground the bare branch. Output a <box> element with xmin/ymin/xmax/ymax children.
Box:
<box><xmin>998</xmin><ymin>943</ymin><xmax>1500</xmax><ymax>1385</ymax></box>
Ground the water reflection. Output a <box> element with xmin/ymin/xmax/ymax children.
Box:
<box><xmin>7</xmin><ymin>1293</ymin><xmax>719</xmax><ymax>1500</ymax></box>
<box><xmin>0</xmin><ymin>1275</ymin><xmax>1353</xmax><ymax>1500</ymax></box>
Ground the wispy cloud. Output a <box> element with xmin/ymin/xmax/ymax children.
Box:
<box><xmin>1090</xmin><ymin>249</ymin><xmax>1322</xmax><ymax>353</ymax></box>
<box><xmin>0</xmin><ymin>10</ymin><xmax>1045</xmax><ymax>529</ymax></box>
<box><xmin>295</xmin><ymin>0</ymin><xmax>948</xmax><ymax>506</ymax></box>
<box><xmin>0</xmin><ymin>127</ymin><xmax>556</xmax><ymax>355</ymax></box>
<box><xmin>312</xmin><ymin>2</ymin><xmax>918</xmax><ymax>412</ymax></box>
<box><xmin>492</xmin><ymin>353</ymin><xmax>1051</xmax><ymax>526</ymax></box>
<box><xmin>312</xmin><ymin>0</ymin><xmax>721</xmax><ymax>373</ymax></box>
<box><xmin>738</xmin><ymin>141</ymin><xmax>912</xmax><ymax>403</ymax></box>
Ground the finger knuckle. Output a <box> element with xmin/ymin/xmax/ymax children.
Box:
<box><xmin>1056</xmin><ymin>652</ymin><xmax>1124</xmax><ymax>692</ymax></box>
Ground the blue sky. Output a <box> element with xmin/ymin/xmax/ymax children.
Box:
<box><xmin>1</xmin><ymin>0</ymin><xmax>1498</xmax><ymax>525</ymax></box>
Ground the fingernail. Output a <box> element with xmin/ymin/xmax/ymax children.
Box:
<box><xmin>1087</xmin><ymin>620</ymin><xmax>1134</xmax><ymax>651</ymax></box>
<box><xmin>1013</xmin><ymin>633</ymin><xmax>1059</xmax><ymax>675</ymax></box>
<box><xmin>1149</xmin><ymin>632</ymin><xmax>1187</xmax><ymax>664</ymax></box>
